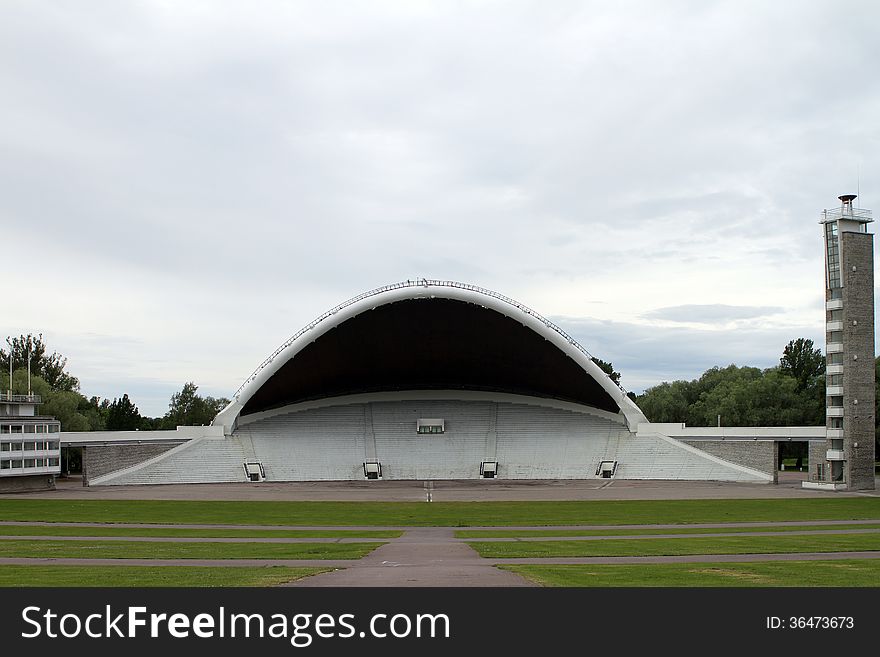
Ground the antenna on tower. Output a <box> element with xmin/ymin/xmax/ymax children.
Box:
<box><xmin>27</xmin><ymin>341</ymin><xmax>31</xmax><ymax>397</ymax></box>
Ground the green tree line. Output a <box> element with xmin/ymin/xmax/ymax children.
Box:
<box><xmin>635</xmin><ymin>338</ymin><xmax>880</xmax><ymax>455</ymax></box>
<box><xmin>1</xmin><ymin>334</ymin><xmax>228</xmax><ymax>432</ymax></box>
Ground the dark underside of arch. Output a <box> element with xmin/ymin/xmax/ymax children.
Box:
<box><xmin>240</xmin><ymin>298</ymin><xmax>619</xmax><ymax>417</ymax></box>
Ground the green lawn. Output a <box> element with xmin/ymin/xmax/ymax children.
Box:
<box><xmin>455</xmin><ymin>523</ymin><xmax>880</xmax><ymax>538</ymax></box>
<box><xmin>0</xmin><ymin>525</ymin><xmax>401</xmax><ymax>539</ymax></box>
<box><xmin>0</xmin><ymin>565</ymin><xmax>328</xmax><ymax>587</ymax></box>
<box><xmin>502</xmin><ymin>560</ymin><xmax>880</xmax><ymax>587</ymax></box>
<box><xmin>469</xmin><ymin>533</ymin><xmax>880</xmax><ymax>558</ymax></box>
<box><xmin>1</xmin><ymin>498</ymin><xmax>879</xmax><ymax>526</ymax></box>
<box><xmin>0</xmin><ymin>539</ymin><xmax>383</xmax><ymax>560</ymax></box>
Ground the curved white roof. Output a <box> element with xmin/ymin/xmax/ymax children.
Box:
<box><xmin>213</xmin><ymin>279</ymin><xmax>647</xmax><ymax>431</ymax></box>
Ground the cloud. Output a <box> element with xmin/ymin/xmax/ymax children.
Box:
<box><xmin>643</xmin><ymin>304</ymin><xmax>785</xmax><ymax>324</ymax></box>
<box><xmin>1</xmin><ymin>1</ymin><xmax>878</xmax><ymax>415</ymax></box>
<box><xmin>553</xmin><ymin>315</ymin><xmax>823</xmax><ymax>394</ymax></box>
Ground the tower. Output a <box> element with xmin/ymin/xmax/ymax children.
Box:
<box><xmin>805</xmin><ymin>194</ymin><xmax>876</xmax><ymax>490</ymax></box>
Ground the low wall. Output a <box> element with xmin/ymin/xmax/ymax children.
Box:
<box><xmin>0</xmin><ymin>474</ymin><xmax>56</xmax><ymax>493</ymax></box>
<box><xmin>808</xmin><ymin>441</ymin><xmax>827</xmax><ymax>482</ymax></box>
<box><xmin>82</xmin><ymin>442</ymin><xmax>186</xmax><ymax>486</ymax></box>
<box><xmin>681</xmin><ymin>440</ymin><xmax>778</xmax><ymax>483</ymax></box>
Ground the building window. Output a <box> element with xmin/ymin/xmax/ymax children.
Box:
<box><xmin>827</xmin><ymin>331</ymin><xmax>843</xmax><ymax>344</ymax></box>
<box><xmin>829</xmin><ymin>309</ymin><xmax>844</xmax><ymax>322</ymax></box>
<box><xmin>829</xmin><ymin>417</ymin><xmax>843</xmax><ymax>429</ymax></box>
<box><xmin>828</xmin><ymin>396</ymin><xmax>844</xmax><ymax>407</ymax></box>
<box><xmin>828</xmin><ymin>352</ymin><xmax>844</xmax><ymax>365</ymax></box>
<box><xmin>828</xmin><ymin>374</ymin><xmax>843</xmax><ymax>386</ymax></box>
<box><xmin>826</xmin><ymin>222</ymin><xmax>841</xmax><ymax>288</ymax></box>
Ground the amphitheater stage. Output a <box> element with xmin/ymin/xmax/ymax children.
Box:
<box><xmin>5</xmin><ymin>472</ymin><xmax>876</xmax><ymax>501</ymax></box>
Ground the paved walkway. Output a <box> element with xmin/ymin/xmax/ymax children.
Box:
<box><xmin>286</xmin><ymin>528</ymin><xmax>533</xmax><ymax>587</ymax></box>
<box><xmin>1</xmin><ymin>551</ymin><xmax>879</xmax><ymax>568</ymax></box>
<box><xmin>3</xmin><ymin>518</ymin><xmax>880</xmax><ymax>531</ymax></box>
<box><xmin>2</xmin><ymin>526</ymin><xmax>879</xmax><ymax>543</ymax></box>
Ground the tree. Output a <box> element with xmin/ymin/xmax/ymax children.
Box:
<box><xmin>81</xmin><ymin>396</ymin><xmax>110</xmax><ymax>431</ymax></box>
<box><xmin>106</xmin><ymin>394</ymin><xmax>142</xmax><ymax>431</ymax></box>
<box><xmin>636</xmin><ymin>356</ymin><xmax>825</xmax><ymax>428</ymax></box>
<box><xmin>779</xmin><ymin>338</ymin><xmax>825</xmax><ymax>392</ymax></box>
<box><xmin>162</xmin><ymin>382</ymin><xmax>230</xmax><ymax>428</ymax></box>
<box><xmin>0</xmin><ymin>333</ymin><xmax>79</xmax><ymax>392</ymax></box>
<box><xmin>635</xmin><ymin>380</ymin><xmax>695</xmax><ymax>423</ymax></box>
<box><xmin>591</xmin><ymin>357</ymin><xmax>621</xmax><ymax>384</ymax></box>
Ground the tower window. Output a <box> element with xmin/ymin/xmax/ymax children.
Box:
<box><xmin>826</xmin><ymin>222</ymin><xmax>841</xmax><ymax>289</ymax></box>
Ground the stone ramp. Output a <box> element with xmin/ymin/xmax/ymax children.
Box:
<box><xmin>286</xmin><ymin>528</ymin><xmax>533</xmax><ymax>587</ymax></box>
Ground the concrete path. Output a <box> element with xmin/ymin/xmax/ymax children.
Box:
<box><xmin>2</xmin><ymin>527</ymin><xmax>879</xmax><ymax>543</ymax></box>
<box><xmin>1</xmin><ymin>551</ymin><xmax>879</xmax><ymax>569</ymax></box>
<box><xmin>3</xmin><ymin>518</ymin><xmax>879</xmax><ymax>531</ymax></box>
<box><xmin>0</xmin><ymin>535</ymin><xmax>383</xmax><ymax>544</ymax></box>
<box><xmin>0</xmin><ymin>557</ymin><xmax>357</xmax><ymax>567</ymax></box>
<box><xmin>285</xmin><ymin>528</ymin><xmax>533</xmax><ymax>587</ymax></box>
<box><xmin>489</xmin><ymin>551</ymin><xmax>880</xmax><ymax>564</ymax></box>
<box><xmin>459</xmin><ymin>528</ymin><xmax>880</xmax><ymax>541</ymax></box>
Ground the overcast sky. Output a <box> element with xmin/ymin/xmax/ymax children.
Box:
<box><xmin>3</xmin><ymin>1</ymin><xmax>879</xmax><ymax>416</ymax></box>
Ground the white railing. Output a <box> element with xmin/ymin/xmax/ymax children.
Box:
<box><xmin>0</xmin><ymin>392</ymin><xmax>41</xmax><ymax>403</ymax></box>
<box><xmin>821</xmin><ymin>207</ymin><xmax>873</xmax><ymax>222</ymax></box>
<box><xmin>233</xmin><ymin>279</ymin><xmax>628</xmax><ymax>398</ymax></box>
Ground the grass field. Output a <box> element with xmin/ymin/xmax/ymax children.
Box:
<box><xmin>0</xmin><ymin>565</ymin><xmax>328</xmax><ymax>587</ymax></box>
<box><xmin>2</xmin><ymin>497</ymin><xmax>880</xmax><ymax>587</ymax></box>
<box><xmin>468</xmin><ymin>533</ymin><xmax>880</xmax><ymax>558</ymax></box>
<box><xmin>1</xmin><ymin>498</ymin><xmax>879</xmax><ymax>526</ymax></box>
<box><xmin>502</xmin><ymin>560</ymin><xmax>880</xmax><ymax>587</ymax></box>
<box><xmin>455</xmin><ymin>523</ymin><xmax>880</xmax><ymax>538</ymax></box>
<box><xmin>0</xmin><ymin>539</ymin><xmax>383</xmax><ymax>560</ymax></box>
<box><xmin>0</xmin><ymin>525</ymin><xmax>402</xmax><ymax>539</ymax></box>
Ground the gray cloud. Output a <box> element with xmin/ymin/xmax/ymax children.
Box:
<box><xmin>553</xmin><ymin>316</ymin><xmax>823</xmax><ymax>394</ymax></box>
<box><xmin>643</xmin><ymin>304</ymin><xmax>785</xmax><ymax>323</ymax></box>
<box><xmin>1</xmin><ymin>1</ymin><xmax>878</xmax><ymax>415</ymax></box>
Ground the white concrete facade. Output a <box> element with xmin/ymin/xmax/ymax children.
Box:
<box><xmin>93</xmin><ymin>397</ymin><xmax>770</xmax><ymax>485</ymax></box>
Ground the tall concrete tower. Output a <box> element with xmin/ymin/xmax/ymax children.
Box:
<box><xmin>804</xmin><ymin>194</ymin><xmax>876</xmax><ymax>490</ymax></box>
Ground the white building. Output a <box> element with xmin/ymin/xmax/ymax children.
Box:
<box><xmin>0</xmin><ymin>391</ymin><xmax>61</xmax><ymax>492</ymax></box>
